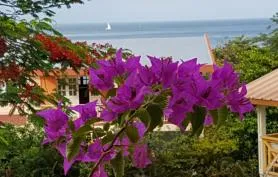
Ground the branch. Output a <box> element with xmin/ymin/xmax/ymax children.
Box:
<box><xmin>88</xmin><ymin>112</ymin><xmax>135</xmax><ymax>177</ymax></box>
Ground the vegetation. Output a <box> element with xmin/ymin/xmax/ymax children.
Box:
<box><xmin>0</xmin><ymin>121</ymin><xmax>259</xmax><ymax>177</ymax></box>
<box><xmin>210</xmin><ymin>12</ymin><xmax>278</xmax><ymax>177</ymax></box>
<box><xmin>214</xmin><ymin>13</ymin><xmax>278</xmax><ymax>83</ymax></box>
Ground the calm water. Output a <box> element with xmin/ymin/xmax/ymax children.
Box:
<box><xmin>55</xmin><ymin>18</ymin><xmax>272</xmax><ymax>47</ymax></box>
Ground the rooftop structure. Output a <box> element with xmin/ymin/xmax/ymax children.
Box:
<box><xmin>94</xmin><ymin>34</ymin><xmax>215</xmax><ymax>65</ymax></box>
<box><xmin>246</xmin><ymin>68</ymin><xmax>278</xmax><ymax>176</ymax></box>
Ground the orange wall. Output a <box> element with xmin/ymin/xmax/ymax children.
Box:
<box><xmin>40</xmin><ymin>76</ymin><xmax>57</xmax><ymax>94</ymax></box>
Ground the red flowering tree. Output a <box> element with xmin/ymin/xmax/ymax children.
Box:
<box><xmin>0</xmin><ymin>17</ymin><xmax>131</xmax><ymax>115</ymax></box>
<box><xmin>0</xmin><ymin>0</ymin><xmax>132</xmax><ymax>115</ymax></box>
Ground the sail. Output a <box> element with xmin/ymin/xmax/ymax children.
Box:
<box><xmin>105</xmin><ymin>23</ymin><xmax>111</xmax><ymax>30</ymax></box>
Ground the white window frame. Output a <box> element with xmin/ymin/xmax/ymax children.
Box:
<box><xmin>58</xmin><ymin>79</ymin><xmax>67</xmax><ymax>96</ymax></box>
<box><xmin>68</xmin><ymin>78</ymin><xmax>77</xmax><ymax>96</ymax></box>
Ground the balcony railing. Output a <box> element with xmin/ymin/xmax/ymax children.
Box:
<box><xmin>262</xmin><ymin>133</ymin><xmax>278</xmax><ymax>176</ymax></box>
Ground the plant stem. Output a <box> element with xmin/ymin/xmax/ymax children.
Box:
<box><xmin>88</xmin><ymin>112</ymin><xmax>135</xmax><ymax>177</ymax></box>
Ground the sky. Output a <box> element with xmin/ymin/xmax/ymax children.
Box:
<box><xmin>51</xmin><ymin>0</ymin><xmax>278</xmax><ymax>24</ymax></box>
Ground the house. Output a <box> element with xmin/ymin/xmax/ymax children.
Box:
<box><xmin>0</xmin><ymin>34</ymin><xmax>216</xmax><ymax>126</ymax></box>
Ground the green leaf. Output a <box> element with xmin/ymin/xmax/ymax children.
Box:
<box><xmin>153</xmin><ymin>93</ymin><xmax>168</xmax><ymax>108</ymax></box>
<box><xmin>0</xmin><ymin>136</ymin><xmax>8</xmax><ymax>147</ymax></box>
<box><xmin>217</xmin><ymin>106</ymin><xmax>229</xmax><ymax>127</ymax></box>
<box><xmin>103</xmin><ymin>123</ymin><xmax>110</xmax><ymax>131</ymax></box>
<box><xmin>101</xmin><ymin>131</ymin><xmax>114</xmax><ymax>144</ymax></box>
<box><xmin>106</xmin><ymin>88</ymin><xmax>117</xmax><ymax>98</ymax></box>
<box><xmin>209</xmin><ymin>109</ymin><xmax>218</xmax><ymax>124</ymax></box>
<box><xmin>181</xmin><ymin>115</ymin><xmax>191</xmax><ymax>130</ymax></box>
<box><xmin>190</xmin><ymin>106</ymin><xmax>206</xmax><ymax>136</ymax></box>
<box><xmin>92</xmin><ymin>128</ymin><xmax>106</xmax><ymax>139</ymax></box>
<box><xmin>68</xmin><ymin>120</ymin><xmax>75</xmax><ymax>132</ymax></box>
<box><xmin>36</xmin><ymin>21</ymin><xmax>53</xmax><ymax>31</ymax></box>
<box><xmin>134</xmin><ymin>109</ymin><xmax>150</xmax><ymax>128</ymax></box>
<box><xmin>118</xmin><ymin>111</ymin><xmax>129</xmax><ymax>127</ymax></box>
<box><xmin>73</xmin><ymin>124</ymin><xmax>93</xmax><ymax>137</ymax></box>
<box><xmin>28</xmin><ymin>114</ymin><xmax>44</xmax><ymax>127</ymax></box>
<box><xmin>111</xmin><ymin>151</ymin><xmax>125</xmax><ymax>177</ymax></box>
<box><xmin>126</xmin><ymin>125</ymin><xmax>140</xmax><ymax>143</ymax></box>
<box><xmin>66</xmin><ymin>137</ymin><xmax>82</xmax><ymax>161</ymax></box>
<box><xmin>85</xmin><ymin>118</ymin><xmax>102</xmax><ymax>125</ymax></box>
<box><xmin>146</xmin><ymin>104</ymin><xmax>164</xmax><ymax>132</ymax></box>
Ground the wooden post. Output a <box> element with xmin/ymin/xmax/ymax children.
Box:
<box><xmin>257</xmin><ymin>106</ymin><xmax>266</xmax><ymax>177</ymax></box>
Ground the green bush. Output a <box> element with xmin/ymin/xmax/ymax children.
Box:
<box><xmin>0</xmin><ymin>120</ymin><xmax>260</xmax><ymax>177</ymax></box>
<box><xmin>0</xmin><ymin>124</ymin><xmax>83</xmax><ymax>177</ymax></box>
<box><xmin>123</xmin><ymin>119</ymin><xmax>259</xmax><ymax>177</ymax></box>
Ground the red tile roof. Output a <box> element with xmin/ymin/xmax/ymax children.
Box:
<box><xmin>0</xmin><ymin>115</ymin><xmax>27</xmax><ymax>126</ymax></box>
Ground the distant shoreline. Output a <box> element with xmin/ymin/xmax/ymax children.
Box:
<box><xmin>54</xmin><ymin>17</ymin><xmax>270</xmax><ymax>26</ymax></box>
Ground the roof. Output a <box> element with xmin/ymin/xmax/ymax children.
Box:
<box><xmin>246</xmin><ymin>68</ymin><xmax>278</xmax><ymax>107</ymax></box>
<box><xmin>35</xmin><ymin>68</ymin><xmax>88</xmax><ymax>77</ymax></box>
<box><xmin>0</xmin><ymin>115</ymin><xmax>27</xmax><ymax>126</ymax></box>
<box><xmin>94</xmin><ymin>34</ymin><xmax>215</xmax><ymax>65</ymax></box>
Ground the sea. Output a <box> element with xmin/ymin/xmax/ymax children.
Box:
<box><xmin>55</xmin><ymin>18</ymin><xmax>273</xmax><ymax>47</ymax></box>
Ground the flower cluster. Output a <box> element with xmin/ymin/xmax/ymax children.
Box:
<box><xmin>38</xmin><ymin>101</ymin><xmax>151</xmax><ymax>177</ymax></box>
<box><xmin>35</xmin><ymin>34</ymin><xmax>86</xmax><ymax>66</ymax></box>
<box><xmin>38</xmin><ymin>49</ymin><xmax>253</xmax><ymax>177</ymax></box>
<box><xmin>20</xmin><ymin>84</ymin><xmax>42</xmax><ymax>103</ymax></box>
<box><xmin>0</xmin><ymin>37</ymin><xmax>7</xmax><ymax>57</ymax></box>
<box><xmin>0</xmin><ymin>62</ymin><xmax>21</xmax><ymax>82</ymax></box>
<box><xmin>35</xmin><ymin>35</ymin><xmax>128</xmax><ymax>68</ymax></box>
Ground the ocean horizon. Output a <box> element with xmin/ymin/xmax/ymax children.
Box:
<box><xmin>55</xmin><ymin>18</ymin><xmax>273</xmax><ymax>47</ymax></box>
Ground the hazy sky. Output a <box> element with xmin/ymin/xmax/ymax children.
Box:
<box><xmin>52</xmin><ymin>0</ymin><xmax>278</xmax><ymax>24</ymax></box>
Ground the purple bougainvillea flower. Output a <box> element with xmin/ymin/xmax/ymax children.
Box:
<box><xmin>104</xmin><ymin>84</ymin><xmax>151</xmax><ymax>115</ymax></box>
<box><xmin>133</xmin><ymin>121</ymin><xmax>146</xmax><ymax>138</ymax></box>
<box><xmin>125</xmin><ymin>66</ymin><xmax>156</xmax><ymax>88</ymax></box>
<box><xmin>37</xmin><ymin>108</ymin><xmax>68</xmax><ymax>143</ymax></box>
<box><xmin>98</xmin><ymin>49</ymin><xmax>141</xmax><ymax>76</ymax></box>
<box><xmin>55</xmin><ymin>143</ymin><xmax>75</xmax><ymax>175</ymax></box>
<box><xmin>56</xmin><ymin>142</ymin><xmax>87</xmax><ymax>175</ymax></box>
<box><xmin>70</xmin><ymin>101</ymin><xmax>97</xmax><ymax>129</ymax></box>
<box><xmin>71</xmin><ymin>101</ymin><xmax>97</xmax><ymax>121</ymax></box>
<box><xmin>82</xmin><ymin>139</ymin><xmax>115</xmax><ymax>163</ymax></box>
<box><xmin>91</xmin><ymin>164</ymin><xmax>108</xmax><ymax>177</ymax></box>
<box><xmin>124</xmin><ymin>70</ymin><xmax>143</xmax><ymax>88</ymax></box>
<box><xmin>138</xmin><ymin>66</ymin><xmax>156</xmax><ymax>86</ymax></box>
<box><xmin>125</xmin><ymin>56</ymin><xmax>141</xmax><ymax>73</ymax></box>
<box><xmin>149</xmin><ymin>56</ymin><xmax>178</xmax><ymax>88</ymax></box>
<box><xmin>189</xmin><ymin>78</ymin><xmax>223</xmax><ymax>110</ymax></box>
<box><xmin>96</xmin><ymin>48</ymin><xmax>125</xmax><ymax>76</ymax></box>
<box><xmin>114</xmin><ymin>136</ymin><xmax>130</xmax><ymax>156</ymax></box>
<box><xmin>121</xmin><ymin>137</ymin><xmax>130</xmax><ymax>156</ymax></box>
<box><xmin>165</xmin><ymin>91</ymin><xmax>197</xmax><ymax>127</ymax></box>
<box><xmin>204</xmin><ymin>115</ymin><xmax>213</xmax><ymax>126</ymax></box>
<box><xmin>100</xmin><ymin>109</ymin><xmax>118</xmax><ymax>122</ymax></box>
<box><xmin>85</xmin><ymin>139</ymin><xmax>103</xmax><ymax>162</ymax></box>
<box><xmin>177</xmin><ymin>58</ymin><xmax>201</xmax><ymax>79</ymax></box>
<box><xmin>171</xmin><ymin>59</ymin><xmax>202</xmax><ymax>94</ymax></box>
<box><xmin>132</xmin><ymin>144</ymin><xmax>151</xmax><ymax>168</ymax></box>
<box><xmin>212</xmin><ymin>61</ymin><xmax>240</xmax><ymax>91</ymax></box>
<box><xmin>114</xmin><ymin>48</ymin><xmax>125</xmax><ymax>75</ymax></box>
<box><xmin>89</xmin><ymin>68</ymin><xmax>114</xmax><ymax>91</ymax></box>
<box><xmin>226</xmin><ymin>84</ymin><xmax>254</xmax><ymax>119</ymax></box>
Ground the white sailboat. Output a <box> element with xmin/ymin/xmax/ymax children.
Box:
<box><xmin>105</xmin><ymin>23</ymin><xmax>111</xmax><ymax>31</ymax></box>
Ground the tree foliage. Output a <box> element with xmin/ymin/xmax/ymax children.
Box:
<box><xmin>0</xmin><ymin>0</ymin><xmax>84</xmax><ymax>17</ymax></box>
<box><xmin>214</xmin><ymin>14</ymin><xmax>278</xmax><ymax>83</ymax></box>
